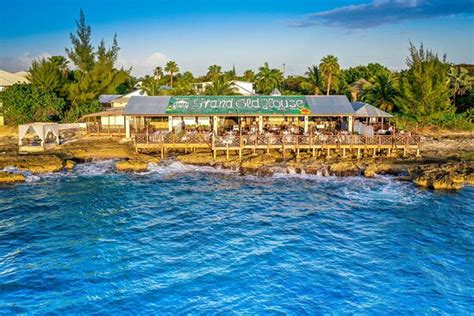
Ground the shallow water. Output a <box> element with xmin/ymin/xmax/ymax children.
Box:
<box><xmin>1</xmin><ymin>161</ymin><xmax>473</xmax><ymax>314</ymax></box>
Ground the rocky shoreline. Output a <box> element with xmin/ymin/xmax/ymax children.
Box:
<box><xmin>1</xmin><ymin>134</ymin><xmax>473</xmax><ymax>190</ymax></box>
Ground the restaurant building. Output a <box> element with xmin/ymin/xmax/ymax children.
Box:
<box><xmin>123</xmin><ymin>95</ymin><xmax>360</xmax><ymax>138</ymax></box>
<box><xmin>97</xmin><ymin>94</ymin><xmax>419</xmax><ymax>158</ymax></box>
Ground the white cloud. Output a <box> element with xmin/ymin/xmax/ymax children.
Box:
<box><xmin>117</xmin><ymin>52</ymin><xmax>170</xmax><ymax>77</ymax></box>
<box><xmin>0</xmin><ymin>52</ymin><xmax>50</xmax><ymax>72</ymax></box>
<box><xmin>292</xmin><ymin>0</ymin><xmax>473</xmax><ymax>29</ymax></box>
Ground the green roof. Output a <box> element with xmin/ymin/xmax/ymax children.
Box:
<box><xmin>166</xmin><ymin>96</ymin><xmax>312</xmax><ymax>115</ymax></box>
<box><xmin>124</xmin><ymin>95</ymin><xmax>355</xmax><ymax>116</ymax></box>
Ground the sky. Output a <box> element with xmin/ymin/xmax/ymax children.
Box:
<box><xmin>0</xmin><ymin>0</ymin><xmax>473</xmax><ymax>77</ymax></box>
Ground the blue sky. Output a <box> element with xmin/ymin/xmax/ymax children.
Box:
<box><xmin>0</xmin><ymin>0</ymin><xmax>473</xmax><ymax>76</ymax></box>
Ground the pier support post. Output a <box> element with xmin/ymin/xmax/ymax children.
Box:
<box><xmin>357</xmin><ymin>148</ymin><xmax>361</xmax><ymax>159</ymax></box>
<box><xmin>416</xmin><ymin>147</ymin><xmax>421</xmax><ymax>158</ymax></box>
<box><xmin>342</xmin><ymin>148</ymin><xmax>346</xmax><ymax>158</ymax></box>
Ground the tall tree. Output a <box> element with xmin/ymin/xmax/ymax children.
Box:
<box><xmin>256</xmin><ymin>62</ymin><xmax>283</xmax><ymax>94</ymax></box>
<box><xmin>243</xmin><ymin>69</ymin><xmax>255</xmax><ymax>82</ymax></box>
<box><xmin>207</xmin><ymin>65</ymin><xmax>222</xmax><ymax>80</ymax></box>
<box><xmin>319</xmin><ymin>55</ymin><xmax>340</xmax><ymax>95</ymax></box>
<box><xmin>361</xmin><ymin>73</ymin><xmax>398</xmax><ymax>112</ymax></box>
<box><xmin>154</xmin><ymin>66</ymin><xmax>164</xmax><ymax>79</ymax></box>
<box><xmin>204</xmin><ymin>75</ymin><xmax>237</xmax><ymax>95</ymax></box>
<box><xmin>165</xmin><ymin>61</ymin><xmax>179</xmax><ymax>87</ymax></box>
<box><xmin>394</xmin><ymin>42</ymin><xmax>454</xmax><ymax>123</ymax></box>
<box><xmin>305</xmin><ymin>65</ymin><xmax>322</xmax><ymax>94</ymax></box>
<box><xmin>171</xmin><ymin>71</ymin><xmax>195</xmax><ymax>95</ymax></box>
<box><xmin>140</xmin><ymin>76</ymin><xmax>161</xmax><ymax>96</ymax></box>
<box><xmin>65</xmin><ymin>10</ymin><xmax>130</xmax><ymax>121</ymax></box>
<box><xmin>224</xmin><ymin>65</ymin><xmax>236</xmax><ymax>80</ymax></box>
<box><xmin>66</xmin><ymin>9</ymin><xmax>95</xmax><ymax>72</ymax></box>
<box><xmin>27</xmin><ymin>56</ymin><xmax>69</xmax><ymax>96</ymax></box>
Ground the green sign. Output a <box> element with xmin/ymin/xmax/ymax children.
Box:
<box><xmin>166</xmin><ymin>96</ymin><xmax>312</xmax><ymax>115</ymax></box>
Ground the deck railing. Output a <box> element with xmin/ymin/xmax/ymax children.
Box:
<box><xmin>136</xmin><ymin>132</ymin><xmax>213</xmax><ymax>145</ymax></box>
<box><xmin>135</xmin><ymin>132</ymin><xmax>421</xmax><ymax>148</ymax></box>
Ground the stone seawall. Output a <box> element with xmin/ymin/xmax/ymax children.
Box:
<box><xmin>1</xmin><ymin>135</ymin><xmax>472</xmax><ymax>190</ymax></box>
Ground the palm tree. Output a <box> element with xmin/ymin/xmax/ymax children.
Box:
<box><xmin>256</xmin><ymin>62</ymin><xmax>283</xmax><ymax>94</ymax></box>
<box><xmin>207</xmin><ymin>65</ymin><xmax>222</xmax><ymax>80</ymax></box>
<box><xmin>243</xmin><ymin>69</ymin><xmax>255</xmax><ymax>82</ymax></box>
<box><xmin>361</xmin><ymin>73</ymin><xmax>398</xmax><ymax>112</ymax></box>
<box><xmin>171</xmin><ymin>71</ymin><xmax>195</xmax><ymax>95</ymax></box>
<box><xmin>204</xmin><ymin>75</ymin><xmax>237</xmax><ymax>95</ymax></box>
<box><xmin>224</xmin><ymin>65</ymin><xmax>236</xmax><ymax>80</ymax></box>
<box><xmin>305</xmin><ymin>65</ymin><xmax>322</xmax><ymax>94</ymax></box>
<box><xmin>181</xmin><ymin>71</ymin><xmax>194</xmax><ymax>82</ymax></box>
<box><xmin>154</xmin><ymin>66</ymin><xmax>163</xmax><ymax>79</ymax></box>
<box><xmin>165</xmin><ymin>61</ymin><xmax>179</xmax><ymax>87</ymax></box>
<box><xmin>319</xmin><ymin>55</ymin><xmax>340</xmax><ymax>95</ymax></box>
<box><xmin>446</xmin><ymin>66</ymin><xmax>472</xmax><ymax>105</ymax></box>
<box><xmin>140</xmin><ymin>75</ymin><xmax>161</xmax><ymax>96</ymax></box>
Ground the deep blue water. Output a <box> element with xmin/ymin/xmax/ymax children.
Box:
<box><xmin>1</xmin><ymin>161</ymin><xmax>473</xmax><ymax>314</ymax></box>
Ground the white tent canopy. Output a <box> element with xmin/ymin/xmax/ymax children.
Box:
<box><xmin>19</xmin><ymin>123</ymin><xmax>60</xmax><ymax>147</ymax></box>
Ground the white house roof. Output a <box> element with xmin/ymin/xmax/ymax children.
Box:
<box><xmin>14</xmin><ymin>71</ymin><xmax>29</xmax><ymax>79</ymax></box>
<box><xmin>99</xmin><ymin>94</ymin><xmax>123</xmax><ymax>104</ymax></box>
<box><xmin>0</xmin><ymin>70</ymin><xmax>29</xmax><ymax>86</ymax></box>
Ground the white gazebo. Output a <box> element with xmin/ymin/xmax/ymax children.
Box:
<box><xmin>18</xmin><ymin>123</ymin><xmax>60</xmax><ymax>152</ymax></box>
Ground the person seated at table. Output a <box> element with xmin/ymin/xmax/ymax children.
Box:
<box><xmin>387</xmin><ymin>125</ymin><xmax>394</xmax><ymax>135</ymax></box>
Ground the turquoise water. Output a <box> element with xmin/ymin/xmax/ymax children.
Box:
<box><xmin>1</xmin><ymin>161</ymin><xmax>473</xmax><ymax>314</ymax></box>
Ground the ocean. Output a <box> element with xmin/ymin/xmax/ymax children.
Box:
<box><xmin>1</xmin><ymin>161</ymin><xmax>473</xmax><ymax>314</ymax></box>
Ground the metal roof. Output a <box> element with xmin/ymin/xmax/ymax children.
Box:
<box><xmin>0</xmin><ymin>69</ymin><xmax>29</xmax><ymax>86</ymax></box>
<box><xmin>124</xmin><ymin>95</ymin><xmax>356</xmax><ymax>116</ymax></box>
<box><xmin>305</xmin><ymin>95</ymin><xmax>355</xmax><ymax>115</ymax></box>
<box><xmin>82</xmin><ymin>107</ymin><xmax>124</xmax><ymax>118</ymax></box>
<box><xmin>351</xmin><ymin>102</ymin><xmax>393</xmax><ymax>117</ymax></box>
<box><xmin>99</xmin><ymin>94</ymin><xmax>123</xmax><ymax>104</ymax></box>
<box><xmin>124</xmin><ymin>96</ymin><xmax>170</xmax><ymax>115</ymax></box>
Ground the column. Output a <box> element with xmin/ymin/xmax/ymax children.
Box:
<box><xmin>304</xmin><ymin>116</ymin><xmax>309</xmax><ymax>134</ymax></box>
<box><xmin>213</xmin><ymin>116</ymin><xmax>218</xmax><ymax>134</ymax></box>
<box><xmin>258</xmin><ymin>116</ymin><xmax>263</xmax><ymax>133</ymax></box>
<box><xmin>348</xmin><ymin>116</ymin><xmax>353</xmax><ymax>132</ymax></box>
<box><xmin>125</xmin><ymin>117</ymin><xmax>131</xmax><ymax>138</ymax></box>
<box><xmin>168</xmin><ymin>116</ymin><xmax>173</xmax><ymax>132</ymax></box>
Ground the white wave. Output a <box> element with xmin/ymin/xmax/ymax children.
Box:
<box><xmin>72</xmin><ymin>159</ymin><xmax>117</xmax><ymax>176</ymax></box>
<box><xmin>143</xmin><ymin>160</ymin><xmax>236</xmax><ymax>176</ymax></box>
<box><xmin>1</xmin><ymin>166</ymin><xmax>41</xmax><ymax>182</ymax></box>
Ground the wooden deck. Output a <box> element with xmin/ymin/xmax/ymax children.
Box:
<box><xmin>134</xmin><ymin>133</ymin><xmax>422</xmax><ymax>159</ymax></box>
